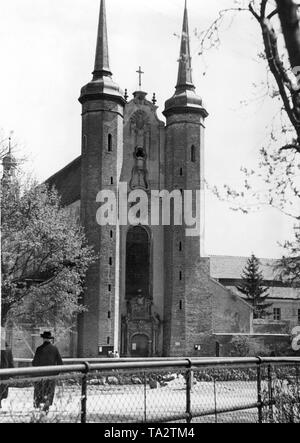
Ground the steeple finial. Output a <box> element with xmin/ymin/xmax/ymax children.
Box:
<box><xmin>176</xmin><ymin>0</ymin><xmax>194</xmax><ymax>91</ymax></box>
<box><xmin>93</xmin><ymin>0</ymin><xmax>112</xmax><ymax>79</ymax></box>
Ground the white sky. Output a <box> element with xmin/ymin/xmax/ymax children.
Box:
<box><xmin>0</xmin><ymin>0</ymin><xmax>295</xmax><ymax>258</ymax></box>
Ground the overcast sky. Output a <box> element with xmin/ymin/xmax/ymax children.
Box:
<box><xmin>0</xmin><ymin>0</ymin><xmax>295</xmax><ymax>258</ymax></box>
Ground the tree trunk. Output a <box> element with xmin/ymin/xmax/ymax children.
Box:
<box><xmin>276</xmin><ymin>0</ymin><xmax>300</xmax><ymax>70</ymax></box>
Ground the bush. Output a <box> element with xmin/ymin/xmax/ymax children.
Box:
<box><xmin>230</xmin><ymin>336</ymin><xmax>251</xmax><ymax>357</ymax></box>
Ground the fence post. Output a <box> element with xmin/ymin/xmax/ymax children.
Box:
<box><xmin>268</xmin><ymin>364</ymin><xmax>274</xmax><ymax>423</ymax></box>
<box><xmin>296</xmin><ymin>364</ymin><xmax>300</xmax><ymax>398</ymax></box>
<box><xmin>144</xmin><ymin>371</ymin><xmax>147</xmax><ymax>423</ymax></box>
<box><xmin>81</xmin><ymin>362</ymin><xmax>90</xmax><ymax>424</ymax></box>
<box><xmin>213</xmin><ymin>376</ymin><xmax>218</xmax><ymax>424</ymax></box>
<box><xmin>186</xmin><ymin>359</ymin><xmax>192</xmax><ymax>424</ymax></box>
<box><xmin>257</xmin><ymin>357</ymin><xmax>263</xmax><ymax>424</ymax></box>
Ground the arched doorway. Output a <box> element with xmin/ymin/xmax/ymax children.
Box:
<box><xmin>131</xmin><ymin>334</ymin><xmax>150</xmax><ymax>358</ymax></box>
<box><xmin>126</xmin><ymin>226</ymin><xmax>150</xmax><ymax>299</ymax></box>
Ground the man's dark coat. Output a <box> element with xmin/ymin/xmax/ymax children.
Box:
<box><xmin>0</xmin><ymin>349</ymin><xmax>14</xmax><ymax>404</ymax></box>
<box><xmin>32</xmin><ymin>342</ymin><xmax>63</xmax><ymax>410</ymax></box>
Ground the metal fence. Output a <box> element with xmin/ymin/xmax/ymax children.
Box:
<box><xmin>0</xmin><ymin>357</ymin><xmax>300</xmax><ymax>423</ymax></box>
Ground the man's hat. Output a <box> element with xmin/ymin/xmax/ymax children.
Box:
<box><xmin>40</xmin><ymin>331</ymin><xmax>54</xmax><ymax>340</ymax></box>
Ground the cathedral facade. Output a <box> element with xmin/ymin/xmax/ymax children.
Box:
<box><xmin>47</xmin><ymin>0</ymin><xmax>253</xmax><ymax>358</ymax></box>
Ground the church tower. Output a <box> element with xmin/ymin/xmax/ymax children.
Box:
<box><xmin>78</xmin><ymin>0</ymin><xmax>125</xmax><ymax>357</ymax></box>
<box><xmin>163</xmin><ymin>1</ymin><xmax>209</xmax><ymax>356</ymax></box>
<box><xmin>2</xmin><ymin>137</ymin><xmax>17</xmax><ymax>187</ymax></box>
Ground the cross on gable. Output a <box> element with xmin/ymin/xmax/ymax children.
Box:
<box><xmin>136</xmin><ymin>66</ymin><xmax>144</xmax><ymax>89</ymax></box>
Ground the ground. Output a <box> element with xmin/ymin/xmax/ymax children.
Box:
<box><xmin>0</xmin><ymin>376</ymin><xmax>260</xmax><ymax>423</ymax></box>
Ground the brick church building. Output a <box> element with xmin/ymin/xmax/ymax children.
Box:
<box><xmin>44</xmin><ymin>0</ymin><xmax>254</xmax><ymax>358</ymax></box>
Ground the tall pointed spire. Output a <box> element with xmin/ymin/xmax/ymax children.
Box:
<box><xmin>93</xmin><ymin>0</ymin><xmax>112</xmax><ymax>79</ymax></box>
<box><xmin>79</xmin><ymin>0</ymin><xmax>125</xmax><ymax>105</ymax></box>
<box><xmin>176</xmin><ymin>0</ymin><xmax>194</xmax><ymax>91</ymax></box>
<box><xmin>163</xmin><ymin>0</ymin><xmax>208</xmax><ymax>118</ymax></box>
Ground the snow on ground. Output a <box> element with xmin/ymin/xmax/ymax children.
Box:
<box><xmin>0</xmin><ymin>378</ymin><xmax>259</xmax><ymax>423</ymax></box>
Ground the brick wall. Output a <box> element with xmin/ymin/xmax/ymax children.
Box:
<box><xmin>163</xmin><ymin>111</ymin><xmax>206</xmax><ymax>357</ymax></box>
<box><xmin>215</xmin><ymin>334</ymin><xmax>296</xmax><ymax>357</ymax></box>
<box><xmin>78</xmin><ymin>96</ymin><xmax>124</xmax><ymax>357</ymax></box>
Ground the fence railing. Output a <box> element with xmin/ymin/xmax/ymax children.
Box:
<box><xmin>0</xmin><ymin>357</ymin><xmax>300</xmax><ymax>423</ymax></box>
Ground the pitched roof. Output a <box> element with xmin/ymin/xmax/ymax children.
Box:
<box><xmin>227</xmin><ymin>285</ymin><xmax>300</xmax><ymax>300</ymax></box>
<box><xmin>46</xmin><ymin>156</ymin><xmax>81</xmax><ymax>206</ymax></box>
<box><xmin>209</xmin><ymin>255</ymin><xmax>281</xmax><ymax>281</ymax></box>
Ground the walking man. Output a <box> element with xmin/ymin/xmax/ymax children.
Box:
<box><xmin>32</xmin><ymin>331</ymin><xmax>63</xmax><ymax>412</ymax></box>
<box><xmin>0</xmin><ymin>330</ymin><xmax>14</xmax><ymax>410</ymax></box>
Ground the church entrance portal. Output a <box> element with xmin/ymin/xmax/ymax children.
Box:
<box><xmin>121</xmin><ymin>226</ymin><xmax>161</xmax><ymax>357</ymax></box>
<box><xmin>131</xmin><ymin>334</ymin><xmax>150</xmax><ymax>357</ymax></box>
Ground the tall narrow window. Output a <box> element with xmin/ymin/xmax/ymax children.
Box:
<box><xmin>110</xmin><ymin>230</ymin><xmax>113</xmax><ymax>239</ymax></box>
<box><xmin>107</xmin><ymin>337</ymin><xmax>110</xmax><ymax>345</ymax></box>
<box><xmin>83</xmin><ymin>135</ymin><xmax>87</xmax><ymax>152</ymax></box>
<box><xmin>179</xmin><ymin>300</ymin><xmax>183</xmax><ymax>310</ymax></box>
<box><xmin>108</xmin><ymin>284</ymin><xmax>112</xmax><ymax>292</ymax></box>
<box><xmin>179</xmin><ymin>242</ymin><xmax>182</xmax><ymax>252</ymax></box>
<box><xmin>180</xmin><ymin>168</ymin><xmax>183</xmax><ymax>176</ymax></box>
<box><xmin>191</xmin><ymin>145</ymin><xmax>196</xmax><ymax>163</ymax></box>
<box><xmin>108</xmin><ymin>311</ymin><xmax>111</xmax><ymax>319</ymax></box>
<box><xmin>273</xmin><ymin>308</ymin><xmax>281</xmax><ymax>321</ymax></box>
<box><xmin>110</xmin><ymin>177</ymin><xmax>114</xmax><ymax>185</ymax></box>
<box><xmin>108</xmin><ymin>134</ymin><xmax>112</xmax><ymax>152</ymax></box>
<box><xmin>109</xmin><ymin>257</ymin><xmax>112</xmax><ymax>266</ymax></box>
<box><xmin>179</xmin><ymin>271</ymin><xmax>182</xmax><ymax>281</ymax></box>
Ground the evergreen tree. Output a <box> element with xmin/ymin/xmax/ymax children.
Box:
<box><xmin>236</xmin><ymin>254</ymin><xmax>272</xmax><ymax>319</ymax></box>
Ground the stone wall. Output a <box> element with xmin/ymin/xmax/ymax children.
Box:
<box><xmin>7</xmin><ymin>325</ymin><xmax>77</xmax><ymax>360</ymax></box>
<box><xmin>215</xmin><ymin>333</ymin><xmax>296</xmax><ymax>357</ymax></box>
<box><xmin>253</xmin><ymin>319</ymin><xmax>290</xmax><ymax>334</ymax></box>
<box><xmin>185</xmin><ymin>259</ymin><xmax>253</xmax><ymax>357</ymax></box>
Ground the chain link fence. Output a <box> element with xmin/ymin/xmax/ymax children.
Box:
<box><xmin>0</xmin><ymin>358</ymin><xmax>299</xmax><ymax>423</ymax></box>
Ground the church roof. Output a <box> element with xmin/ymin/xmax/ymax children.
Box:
<box><xmin>46</xmin><ymin>156</ymin><xmax>81</xmax><ymax>206</ymax></box>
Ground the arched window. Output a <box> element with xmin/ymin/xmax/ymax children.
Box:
<box><xmin>108</xmin><ymin>134</ymin><xmax>112</xmax><ymax>152</ymax></box>
<box><xmin>126</xmin><ymin>226</ymin><xmax>150</xmax><ymax>299</ymax></box>
<box><xmin>191</xmin><ymin>145</ymin><xmax>196</xmax><ymax>163</ymax></box>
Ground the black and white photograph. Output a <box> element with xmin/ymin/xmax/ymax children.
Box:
<box><xmin>0</xmin><ymin>0</ymin><xmax>300</xmax><ymax>427</ymax></box>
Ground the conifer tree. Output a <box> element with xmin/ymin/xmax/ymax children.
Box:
<box><xmin>237</xmin><ymin>254</ymin><xmax>272</xmax><ymax>319</ymax></box>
